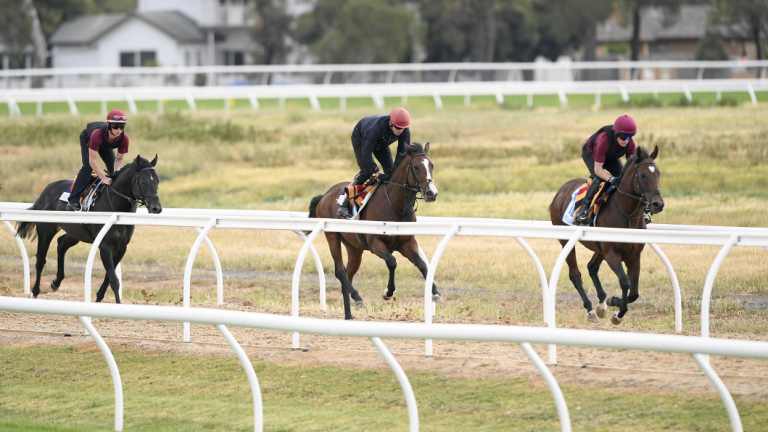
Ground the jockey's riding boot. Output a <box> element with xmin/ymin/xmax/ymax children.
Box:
<box><xmin>336</xmin><ymin>192</ymin><xmax>352</xmax><ymax>219</ymax></box>
<box><xmin>575</xmin><ymin>178</ymin><xmax>602</xmax><ymax>225</ymax></box>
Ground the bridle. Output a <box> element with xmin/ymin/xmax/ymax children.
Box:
<box><xmin>106</xmin><ymin>166</ymin><xmax>158</xmax><ymax>211</ymax></box>
<box><xmin>382</xmin><ymin>152</ymin><xmax>432</xmax><ymax>218</ymax></box>
<box><xmin>614</xmin><ymin>160</ymin><xmax>656</xmax><ymax>221</ymax></box>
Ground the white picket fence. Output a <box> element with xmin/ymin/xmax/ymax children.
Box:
<box><xmin>3</xmin><ymin>78</ymin><xmax>767</xmax><ymax>117</ymax></box>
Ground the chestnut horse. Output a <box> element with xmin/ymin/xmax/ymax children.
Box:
<box><xmin>309</xmin><ymin>143</ymin><xmax>438</xmax><ymax>319</ymax></box>
<box><xmin>549</xmin><ymin>146</ymin><xmax>664</xmax><ymax>324</ymax></box>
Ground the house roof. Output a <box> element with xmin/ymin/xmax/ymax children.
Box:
<box><xmin>596</xmin><ymin>5</ymin><xmax>747</xmax><ymax>43</ymax></box>
<box><xmin>51</xmin><ymin>11</ymin><xmax>205</xmax><ymax>46</ymax></box>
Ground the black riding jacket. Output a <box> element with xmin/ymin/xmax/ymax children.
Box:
<box><xmin>352</xmin><ymin>115</ymin><xmax>411</xmax><ymax>177</ymax></box>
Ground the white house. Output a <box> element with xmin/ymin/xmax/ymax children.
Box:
<box><xmin>50</xmin><ymin>11</ymin><xmax>207</xmax><ymax>68</ymax></box>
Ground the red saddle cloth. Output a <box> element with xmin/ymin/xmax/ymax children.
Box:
<box><xmin>346</xmin><ymin>182</ymin><xmax>377</xmax><ymax>207</ymax></box>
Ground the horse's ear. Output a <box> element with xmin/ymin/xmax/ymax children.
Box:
<box><xmin>424</xmin><ymin>142</ymin><xmax>430</xmax><ymax>154</ymax></box>
<box><xmin>150</xmin><ymin>154</ymin><xmax>158</xmax><ymax>167</ymax></box>
<box><xmin>650</xmin><ymin>145</ymin><xmax>659</xmax><ymax>160</ymax></box>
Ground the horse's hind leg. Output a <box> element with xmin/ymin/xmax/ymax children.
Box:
<box><xmin>398</xmin><ymin>237</ymin><xmax>439</xmax><ymax>301</ymax></box>
<box><xmin>368</xmin><ymin>238</ymin><xmax>398</xmax><ymax>300</ymax></box>
<box><xmin>344</xmin><ymin>245</ymin><xmax>364</xmax><ymax>306</ymax></box>
<box><xmin>587</xmin><ymin>253</ymin><xmax>608</xmax><ymax>318</ymax></box>
<box><xmin>31</xmin><ymin>224</ymin><xmax>57</xmax><ymax>298</ymax></box>
<box><xmin>52</xmin><ymin>234</ymin><xmax>79</xmax><ymax>291</ymax></box>
<box><xmin>604</xmin><ymin>251</ymin><xmax>631</xmax><ymax>325</ymax></box>
<box><xmin>326</xmin><ymin>233</ymin><xmax>355</xmax><ymax>320</ymax></box>
<box><xmin>561</xmin><ymin>241</ymin><xmax>597</xmax><ymax>322</ymax></box>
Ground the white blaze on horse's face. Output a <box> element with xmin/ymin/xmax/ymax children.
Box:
<box><xmin>648</xmin><ymin>165</ymin><xmax>656</xmax><ymax>173</ymax></box>
<box><xmin>422</xmin><ymin>159</ymin><xmax>438</xmax><ymax>196</ymax></box>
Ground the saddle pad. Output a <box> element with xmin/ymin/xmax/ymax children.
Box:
<box><xmin>58</xmin><ymin>192</ymin><xmax>71</xmax><ymax>203</ymax></box>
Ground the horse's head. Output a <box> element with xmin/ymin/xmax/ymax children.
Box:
<box><xmin>116</xmin><ymin>154</ymin><xmax>162</xmax><ymax>214</ymax></box>
<box><xmin>398</xmin><ymin>142</ymin><xmax>438</xmax><ymax>202</ymax></box>
<box><xmin>621</xmin><ymin>145</ymin><xmax>664</xmax><ymax>214</ymax></box>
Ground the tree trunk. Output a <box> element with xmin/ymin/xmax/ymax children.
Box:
<box><xmin>484</xmin><ymin>3</ymin><xmax>496</xmax><ymax>62</ymax></box>
<box><xmin>630</xmin><ymin>5</ymin><xmax>641</xmax><ymax>61</ymax></box>
<box><xmin>752</xmin><ymin>15</ymin><xmax>763</xmax><ymax>61</ymax></box>
<box><xmin>22</xmin><ymin>0</ymin><xmax>47</xmax><ymax>68</ymax></box>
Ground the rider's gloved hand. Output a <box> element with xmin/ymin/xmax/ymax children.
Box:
<box><xmin>100</xmin><ymin>176</ymin><xmax>112</xmax><ymax>186</ymax></box>
<box><xmin>608</xmin><ymin>176</ymin><xmax>620</xmax><ymax>187</ymax></box>
<box><xmin>378</xmin><ymin>173</ymin><xmax>390</xmax><ymax>182</ymax></box>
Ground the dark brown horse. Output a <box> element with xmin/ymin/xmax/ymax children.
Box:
<box><xmin>309</xmin><ymin>143</ymin><xmax>438</xmax><ymax>320</ymax></box>
<box><xmin>549</xmin><ymin>146</ymin><xmax>664</xmax><ymax>324</ymax></box>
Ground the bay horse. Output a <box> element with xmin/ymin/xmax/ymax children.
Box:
<box><xmin>549</xmin><ymin>146</ymin><xmax>664</xmax><ymax>324</ymax></box>
<box><xmin>309</xmin><ymin>143</ymin><xmax>439</xmax><ymax>320</ymax></box>
<box><xmin>16</xmin><ymin>154</ymin><xmax>162</xmax><ymax>302</ymax></box>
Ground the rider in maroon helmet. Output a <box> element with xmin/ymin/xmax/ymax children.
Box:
<box><xmin>574</xmin><ymin>114</ymin><xmax>637</xmax><ymax>225</ymax></box>
<box><xmin>67</xmin><ymin>109</ymin><xmax>130</xmax><ymax>211</ymax></box>
<box><xmin>336</xmin><ymin>107</ymin><xmax>412</xmax><ymax>218</ymax></box>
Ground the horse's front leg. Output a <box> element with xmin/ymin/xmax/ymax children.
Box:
<box><xmin>587</xmin><ymin>253</ymin><xmax>608</xmax><ymax>318</ymax></box>
<box><xmin>626</xmin><ymin>254</ymin><xmax>641</xmax><ymax>308</ymax></box>
<box><xmin>369</xmin><ymin>238</ymin><xmax>398</xmax><ymax>300</ymax></box>
<box><xmin>604</xmin><ymin>250</ymin><xmax>631</xmax><ymax>325</ymax></box>
<box><xmin>96</xmin><ymin>246</ymin><xmax>121</xmax><ymax>303</ymax></box>
<box><xmin>397</xmin><ymin>237</ymin><xmax>440</xmax><ymax>301</ymax></box>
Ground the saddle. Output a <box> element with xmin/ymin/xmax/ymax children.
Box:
<box><xmin>567</xmin><ymin>179</ymin><xmax>611</xmax><ymax>225</ymax></box>
<box><xmin>62</xmin><ymin>177</ymin><xmax>105</xmax><ymax>212</ymax></box>
<box><xmin>345</xmin><ymin>175</ymin><xmax>381</xmax><ymax>218</ymax></box>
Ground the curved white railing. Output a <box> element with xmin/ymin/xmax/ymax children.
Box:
<box><xmin>1</xmin><ymin>297</ymin><xmax>767</xmax><ymax>432</ymax></box>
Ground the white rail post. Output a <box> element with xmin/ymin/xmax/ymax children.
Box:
<box><xmin>547</xmin><ymin>228</ymin><xmax>583</xmax><ymax>365</ymax></box>
<box><xmin>514</xmin><ymin>237</ymin><xmax>549</xmax><ymax>326</ymax></box>
<box><xmin>619</xmin><ymin>85</ymin><xmax>629</xmax><ymax>103</ymax></box>
<box><xmin>6</xmin><ymin>97</ymin><xmax>21</xmax><ymax>117</ymax></box>
<box><xmin>79</xmin><ymin>316</ymin><xmax>124</xmax><ymax>432</ymax></box>
<box><xmin>126</xmin><ymin>93</ymin><xmax>138</xmax><ymax>114</ymax></box>
<box><xmin>558</xmin><ymin>88</ymin><xmax>568</xmax><ymax>108</ymax></box>
<box><xmin>520</xmin><ymin>343</ymin><xmax>571</xmax><ymax>432</ymax></box>
<box><xmin>183</xmin><ymin>218</ymin><xmax>217</xmax><ymax>342</ymax></box>
<box><xmin>593</xmin><ymin>92</ymin><xmax>601</xmax><ymax>111</ymax></box>
<box><xmin>84</xmin><ymin>214</ymin><xmax>118</xmax><ymax>304</ymax></box>
<box><xmin>202</xmin><ymin>235</ymin><xmax>224</xmax><ymax>306</ymax></box>
<box><xmin>248</xmin><ymin>94</ymin><xmax>260</xmax><ymax>110</ymax></box>
<box><xmin>291</xmin><ymin>221</ymin><xmax>324</xmax><ymax>349</ymax></box>
<box><xmin>309</xmin><ymin>94</ymin><xmax>320</xmax><ymax>111</ymax></box>
<box><xmin>372</xmin><ymin>93</ymin><xmax>384</xmax><ymax>109</ymax></box>
<box><xmin>218</xmin><ymin>324</ymin><xmax>263</xmax><ymax>432</ymax></box>
<box><xmin>683</xmin><ymin>84</ymin><xmax>693</xmax><ymax>103</ymax></box>
<box><xmin>185</xmin><ymin>92</ymin><xmax>197</xmax><ymax>111</ymax></box>
<box><xmin>293</xmin><ymin>230</ymin><xmax>326</xmax><ymax>311</ymax></box>
<box><xmin>693</xmin><ymin>353</ymin><xmax>742</xmax><ymax>432</ymax></box>
<box><xmin>432</xmin><ymin>93</ymin><xmax>443</xmax><ymax>110</ymax></box>
<box><xmin>3</xmin><ymin>220</ymin><xmax>31</xmax><ymax>297</ymax></box>
<box><xmin>495</xmin><ymin>92</ymin><xmax>504</xmax><ymax>105</ymax></box>
<box><xmin>66</xmin><ymin>93</ymin><xmax>78</xmax><ymax>115</ymax></box>
<box><xmin>700</xmin><ymin>235</ymin><xmax>738</xmax><ymax>364</ymax></box>
<box><xmin>649</xmin><ymin>243</ymin><xmax>683</xmax><ymax>332</ymax></box>
<box><xmin>424</xmin><ymin>224</ymin><xmax>459</xmax><ymax>357</ymax></box>
<box><xmin>746</xmin><ymin>83</ymin><xmax>757</xmax><ymax>106</ymax></box>
<box><xmin>372</xmin><ymin>337</ymin><xmax>418</xmax><ymax>432</ymax></box>
<box><xmin>36</xmin><ymin>100</ymin><xmax>43</xmax><ymax>117</ymax></box>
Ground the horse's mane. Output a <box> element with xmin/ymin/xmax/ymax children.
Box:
<box><xmin>622</xmin><ymin>146</ymin><xmax>650</xmax><ymax>175</ymax></box>
<box><xmin>393</xmin><ymin>143</ymin><xmax>426</xmax><ymax>171</ymax></box>
<box><xmin>114</xmin><ymin>155</ymin><xmax>152</xmax><ymax>180</ymax></box>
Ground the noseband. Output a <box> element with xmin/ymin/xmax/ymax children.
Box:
<box><xmin>615</xmin><ymin>161</ymin><xmax>655</xmax><ymax>219</ymax></box>
<box><xmin>107</xmin><ymin>166</ymin><xmax>157</xmax><ymax>210</ymax></box>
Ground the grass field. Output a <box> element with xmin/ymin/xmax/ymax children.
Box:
<box><xmin>0</xmin><ymin>103</ymin><xmax>767</xmax><ymax>431</ymax></box>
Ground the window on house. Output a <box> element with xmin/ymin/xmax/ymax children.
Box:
<box><xmin>120</xmin><ymin>52</ymin><xmax>136</xmax><ymax>67</ymax></box>
<box><xmin>139</xmin><ymin>51</ymin><xmax>157</xmax><ymax>66</ymax></box>
<box><xmin>224</xmin><ymin>50</ymin><xmax>245</xmax><ymax>66</ymax></box>
<box><xmin>119</xmin><ymin>51</ymin><xmax>158</xmax><ymax>67</ymax></box>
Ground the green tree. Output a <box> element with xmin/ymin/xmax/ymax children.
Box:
<box><xmin>533</xmin><ymin>0</ymin><xmax>613</xmax><ymax>61</ymax></box>
<box><xmin>250</xmin><ymin>0</ymin><xmax>292</xmax><ymax>64</ymax></box>
<box><xmin>295</xmin><ymin>0</ymin><xmax>419</xmax><ymax>63</ymax></box>
<box><xmin>415</xmin><ymin>0</ymin><xmax>537</xmax><ymax>62</ymax></box>
<box><xmin>712</xmin><ymin>0</ymin><xmax>768</xmax><ymax>60</ymax></box>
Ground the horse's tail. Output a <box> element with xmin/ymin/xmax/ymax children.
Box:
<box><xmin>308</xmin><ymin>194</ymin><xmax>323</xmax><ymax>219</ymax></box>
<box><xmin>15</xmin><ymin>196</ymin><xmax>47</xmax><ymax>240</ymax></box>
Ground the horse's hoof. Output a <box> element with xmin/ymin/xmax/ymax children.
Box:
<box><xmin>596</xmin><ymin>302</ymin><xmax>607</xmax><ymax>318</ymax></box>
<box><xmin>382</xmin><ymin>294</ymin><xmax>393</xmax><ymax>301</ymax></box>
<box><xmin>32</xmin><ymin>292</ymin><xmax>39</xmax><ymax>299</ymax></box>
<box><xmin>354</xmin><ymin>299</ymin><xmax>364</xmax><ymax>308</ymax></box>
<box><xmin>611</xmin><ymin>314</ymin><xmax>623</xmax><ymax>325</ymax></box>
<box><xmin>587</xmin><ymin>310</ymin><xmax>599</xmax><ymax>323</ymax></box>
<box><xmin>50</xmin><ymin>281</ymin><xmax>60</xmax><ymax>292</ymax></box>
<box><xmin>432</xmin><ymin>293</ymin><xmax>441</xmax><ymax>302</ymax></box>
